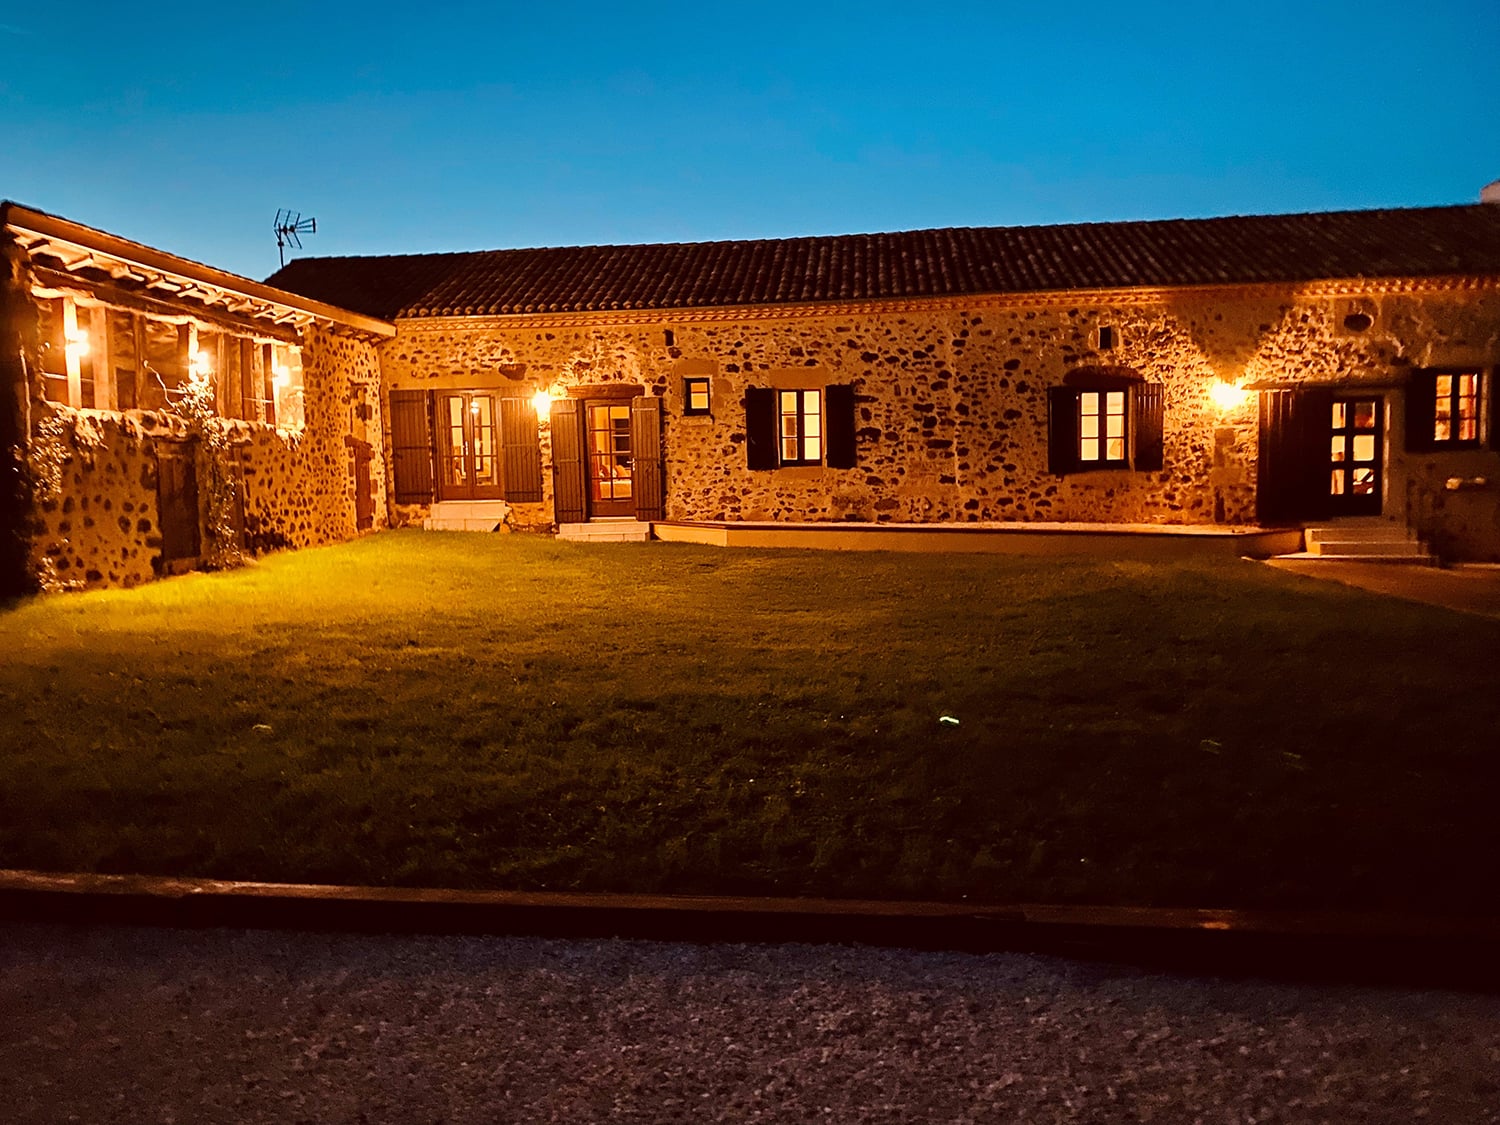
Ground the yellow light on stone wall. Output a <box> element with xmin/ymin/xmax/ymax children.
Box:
<box><xmin>272</xmin><ymin>364</ymin><xmax>292</xmax><ymax>388</ymax></box>
<box><xmin>532</xmin><ymin>388</ymin><xmax>553</xmax><ymax>417</ymax></box>
<box><xmin>1209</xmin><ymin>380</ymin><xmax>1249</xmax><ymax>412</ymax></box>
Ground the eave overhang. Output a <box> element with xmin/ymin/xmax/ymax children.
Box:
<box><xmin>2</xmin><ymin>201</ymin><xmax>396</xmax><ymax>342</ymax></box>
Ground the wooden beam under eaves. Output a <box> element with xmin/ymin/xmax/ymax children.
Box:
<box><xmin>31</xmin><ymin>265</ymin><xmax>301</xmax><ymax>344</ymax></box>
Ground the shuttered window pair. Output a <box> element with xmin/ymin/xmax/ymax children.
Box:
<box><xmin>744</xmin><ymin>384</ymin><xmax>857</xmax><ymax>470</ymax></box>
<box><xmin>1405</xmin><ymin>369</ymin><xmax>1493</xmax><ymax>452</ymax></box>
<box><xmin>548</xmin><ymin>394</ymin><xmax>664</xmax><ymax>523</ymax></box>
<box><xmin>388</xmin><ymin>389</ymin><xmax>543</xmax><ymax>504</ymax></box>
<box><xmin>1047</xmin><ymin>382</ymin><xmax>1164</xmax><ymax>475</ymax></box>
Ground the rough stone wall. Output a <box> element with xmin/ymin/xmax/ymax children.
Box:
<box><xmin>25</xmin><ymin>410</ymin><xmax>164</xmax><ymax>589</ymax></box>
<box><xmin>237</xmin><ymin>325</ymin><xmax>386</xmax><ymax>551</ymax></box>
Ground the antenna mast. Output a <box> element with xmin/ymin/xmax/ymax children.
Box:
<box><xmin>273</xmin><ymin>209</ymin><xmax>317</xmax><ymax>267</ymax></box>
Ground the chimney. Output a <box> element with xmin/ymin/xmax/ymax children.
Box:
<box><xmin>1483</xmin><ymin>179</ymin><xmax>1500</xmax><ymax>204</ymax></box>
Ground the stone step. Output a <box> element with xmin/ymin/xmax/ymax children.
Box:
<box><xmin>1306</xmin><ymin>538</ymin><xmax>1431</xmax><ymax>557</ymax></box>
<box><xmin>1274</xmin><ymin>551</ymin><xmax>1439</xmax><ymax>566</ymax></box>
<box><xmin>1303</xmin><ymin>524</ymin><xmax>1418</xmax><ymax>550</ymax></box>
<box><xmin>556</xmin><ymin>520</ymin><xmax>653</xmax><ymax>543</ymax></box>
<box><xmin>422</xmin><ymin>500</ymin><xmax>509</xmax><ymax>532</ymax></box>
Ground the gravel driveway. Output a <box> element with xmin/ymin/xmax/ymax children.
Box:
<box><xmin>2</xmin><ymin>921</ymin><xmax>1497</xmax><ymax>1123</ymax></box>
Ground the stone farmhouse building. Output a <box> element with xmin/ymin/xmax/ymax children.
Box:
<box><xmin>3</xmin><ymin>194</ymin><xmax>1500</xmax><ymax>594</ymax></box>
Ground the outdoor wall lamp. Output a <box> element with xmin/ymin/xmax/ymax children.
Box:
<box><xmin>532</xmin><ymin>388</ymin><xmax>553</xmax><ymax>418</ymax></box>
<box><xmin>1209</xmin><ymin>380</ymin><xmax>1249</xmax><ymax>412</ymax></box>
<box><xmin>63</xmin><ymin>327</ymin><xmax>91</xmax><ymax>361</ymax></box>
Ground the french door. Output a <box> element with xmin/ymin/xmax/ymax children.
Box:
<box><xmin>437</xmin><ymin>392</ymin><xmax>503</xmax><ymax>500</ymax></box>
<box><xmin>1328</xmin><ymin>396</ymin><xmax>1383</xmax><ymax>516</ymax></box>
<box><xmin>585</xmin><ymin>402</ymin><xmax>635</xmax><ymax>516</ymax></box>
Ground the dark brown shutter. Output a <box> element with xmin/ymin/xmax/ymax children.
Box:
<box><xmin>1490</xmin><ymin>370</ymin><xmax>1500</xmax><ymax>451</ymax></box>
<box><xmin>824</xmin><ymin>383</ymin><xmax>857</xmax><ymax>468</ymax></box>
<box><xmin>550</xmin><ymin>397</ymin><xmax>587</xmax><ymax>524</ymax></box>
<box><xmin>1047</xmin><ymin>387</ymin><xmax>1079</xmax><ymax>475</ymax></box>
<box><xmin>499</xmin><ymin>395</ymin><xmax>543</xmax><ymax>503</ymax></box>
<box><xmin>745</xmin><ymin>387</ymin><xmax>777</xmax><ymax>470</ymax></box>
<box><xmin>389</xmin><ymin>389</ymin><xmax>435</xmax><ymax>504</ymax></box>
<box><xmin>631</xmin><ymin>394</ymin><xmax>664</xmax><ymax>522</ymax></box>
<box><xmin>1404</xmin><ymin>372</ymin><xmax>1436</xmax><ymax>452</ymax></box>
<box><xmin>1257</xmin><ymin>387</ymin><xmax>1332</xmax><ymax>523</ymax></box>
<box><xmin>1133</xmin><ymin>382</ymin><xmax>1165</xmax><ymax>471</ymax></box>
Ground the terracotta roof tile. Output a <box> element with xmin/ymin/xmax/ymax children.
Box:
<box><xmin>263</xmin><ymin>205</ymin><xmax>1500</xmax><ymax>321</ymax></box>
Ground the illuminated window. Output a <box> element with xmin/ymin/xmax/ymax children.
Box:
<box><xmin>745</xmin><ymin>384</ymin><xmax>856</xmax><ymax>470</ymax></box>
<box><xmin>683</xmin><ymin>377</ymin><xmax>711</xmax><ymax>416</ymax></box>
<box><xmin>1408</xmin><ymin>369</ymin><xmax>1487</xmax><ymax>452</ymax></box>
<box><xmin>1046</xmin><ymin>380</ymin><xmax>1164</xmax><ymax>475</ymax></box>
<box><xmin>778</xmin><ymin>389</ymin><xmax>822</xmax><ymax>465</ymax></box>
<box><xmin>1078</xmin><ymin>390</ymin><xmax>1127</xmax><ymax>465</ymax></box>
<box><xmin>269</xmin><ymin>344</ymin><xmax>305</xmax><ymax>430</ymax></box>
<box><xmin>1434</xmin><ymin>372</ymin><xmax>1480</xmax><ymax>445</ymax></box>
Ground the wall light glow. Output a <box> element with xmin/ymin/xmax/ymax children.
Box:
<box><xmin>532</xmin><ymin>389</ymin><xmax>553</xmax><ymax>417</ymax></box>
<box><xmin>1209</xmin><ymin>380</ymin><xmax>1249</xmax><ymax>412</ymax></box>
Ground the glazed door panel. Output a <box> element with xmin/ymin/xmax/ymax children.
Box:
<box><xmin>1328</xmin><ymin>396</ymin><xmax>1383</xmax><ymax>516</ymax></box>
<box><xmin>436</xmin><ymin>392</ymin><xmax>504</xmax><ymax>501</ymax></box>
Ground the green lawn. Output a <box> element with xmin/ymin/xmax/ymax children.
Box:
<box><xmin>2</xmin><ymin>530</ymin><xmax>1498</xmax><ymax>914</ymax></box>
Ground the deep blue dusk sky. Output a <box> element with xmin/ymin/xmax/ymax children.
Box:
<box><xmin>4</xmin><ymin>1</ymin><xmax>1497</xmax><ymax>281</ymax></box>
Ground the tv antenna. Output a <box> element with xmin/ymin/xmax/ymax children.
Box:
<box><xmin>273</xmin><ymin>209</ymin><xmax>317</xmax><ymax>266</ymax></box>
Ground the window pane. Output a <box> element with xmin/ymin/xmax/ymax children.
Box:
<box><xmin>1106</xmin><ymin>413</ymin><xmax>1124</xmax><ymax>439</ymax></box>
<box><xmin>1331</xmin><ymin>436</ymin><xmax>1346</xmax><ymax>461</ymax></box>
<box><xmin>1332</xmin><ymin>402</ymin><xmax>1346</xmax><ymax>428</ymax></box>
<box><xmin>1330</xmin><ymin>470</ymin><xmax>1345</xmax><ymax>495</ymax></box>
<box><xmin>1106</xmin><ymin>437</ymin><xmax>1125</xmax><ymax>461</ymax></box>
<box><xmin>1352</xmin><ymin>434</ymin><xmax>1375</xmax><ymax>462</ymax></box>
<box><xmin>1080</xmin><ymin>415</ymin><xmax>1099</xmax><ymax>439</ymax></box>
<box><xmin>1106</xmin><ymin>391</ymin><xmax>1125</xmax><ymax>414</ymax></box>
<box><xmin>1352</xmin><ymin>467</ymin><xmax>1375</xmax><ymax>495</ymax></box>
<box><xmin>1353</xmin><ymin>401</ymin><xmax>1375</xmax><ymax>429</ymax></box>
<box><xmin>1081</xmin><ymin>438</ymin><xmax>1099</xmax><ymax>461</ymax></box>
<box><xmin>1080</xmin><ymin>392</ymin><xmax>1100</xmax><ymax>417</ymax></box>
<box><xmin>1436</xmin><ymin>375</ymin><xmax>1452</xmax><ymax>399</ymax></box>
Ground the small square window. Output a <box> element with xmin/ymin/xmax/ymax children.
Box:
<box><xmin>1097</xmin><ymin>326</ymin><xmax>1118</xmax><ymax>350</ymax></box>
<box><xmin>683</xmin><ymin>377</ymin><xmax>711</xmax><ymax>415</ymax></box>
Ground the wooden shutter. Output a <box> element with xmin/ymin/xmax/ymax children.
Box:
<box><xmin>1490</xmin><ymin>371</ymin><xmax>1500</xmax><ymax>451</ymax></box>
<box><xmin>389</xmin><ymin>390</ymin><xmax>434</xmax><ymax>504</ymax></box>
<box><xmin>1047</xmin><ymin>386</ymin><xmax>1079</xmax><ymax>475</ymax></box>
<box><xmin>1133</xmin><ymin>382</ymin><xmax>1165</xmax><ymax>471</ymax></box>
<box><xmin>1404</xmin><ymin>372</ymin><xmax>1436</xmax><ymax>453</ymax></box>
<box><xmin>1257</xmin><ymin>387</ymin><xmax>1332</xmax><ymax>523</ymax></box>
<box><xmin>631</xmin><ymin>394</ymin><xmax>664</xmax><ymax>522</ymax></box>
<box><xmin>824</xmin><ymin>383</ymin><xmax>857</xmax><ymax>468</ymax></box>
<box><xmin>550</xmin><ymin>397</ymin><xmax>587</xmax><ymax>524</ymax></box>
<box><xmin>499</xmin><ymin>395</ymin><xmax>543</xmax><ymax>503</ymax></box>
<box><xmin>744</xmin><ymin>387</ymin><xmax>777</xmax><ymax>470</ymax></box>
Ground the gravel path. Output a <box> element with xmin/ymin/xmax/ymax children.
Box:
<box><xmin>2</xmin><ymin>922</ymin><xmax>1497</xmax><ymax>1123</ymax></box>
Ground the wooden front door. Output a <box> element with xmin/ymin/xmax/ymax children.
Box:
<box><xmin>436</xmin><ymin>392</ymin><xmax>503</xmax><ymax>500</ymax></box>
<box><xmin>585</xmin><ymin>402</ymin><xmax>635</xmax><ymax>516</ymax></box>
<box><xmin>1328</xmin><ymin>396</ymin><xmax>1383</xmax><ymax>516</ymax></box>
<box><xmin>155</xmin><ymin>440</ymin><xmax>201</xmax><ymax>573</ymax></box>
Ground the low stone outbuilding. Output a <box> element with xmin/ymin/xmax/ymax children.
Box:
<box><xmin>1</xmin><ymin>203</ymin><xmax>394</xmax><ymax>594</ymax></box>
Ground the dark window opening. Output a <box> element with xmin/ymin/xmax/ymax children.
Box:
<box><xmin>1097</xmin><ymin>326</ymin><xmax>1117</xmax><ymax>350</ymax></box>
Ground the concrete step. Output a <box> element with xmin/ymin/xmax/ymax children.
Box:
<box><xmin>557</xmin><ymin>520</ymin><xmax>653</xmax><ymax>543</ymax></box>
<box><xmin>1274</xmin><ymin>551</ymin><xmax>1439</xmax><ymax>566</ymax></box>
<box><xmin>423</xmin><ymin>500</ymin><xmax>510</xmax><ymax>532</ymax></box>
<box><xmin>1298</xmin><ymin>523</ymin><xmax>1436</xmax><ymax>564</ymax></box>
<box><xmin>1303</xmin><ymin>524</ymin><xmax>1418</xmax><ymax>550</ymax></box>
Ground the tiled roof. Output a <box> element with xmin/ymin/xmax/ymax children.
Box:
<box><xmin>263</xmin><ymin>205</ymin><xmax>1500</xmax><ymax>320</ymax></box>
